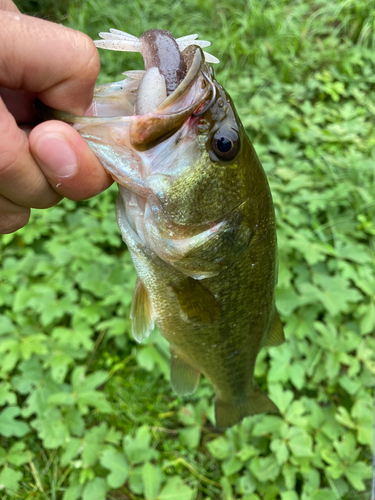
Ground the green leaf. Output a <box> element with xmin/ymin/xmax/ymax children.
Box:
<box><xmin>238</xmin><ymin>471</ymin><xmax>256</xmax><ymax>495</ymax></box>
<box><xmin>105</xmin><ymin>427</ymin><xmax>122</xmax><ymax>445</ymax></box>
<box><xmin>268</xmin><ymin>384</ymin><xmax>294</xmax><ymax>414</ymax></box>
<box><xmin>334</xmin><ymin>433</ymin><xmax>358</xmax><ymax>462</ymax></box>
<box><xmin>100</xmin><ymin>449</ymin><xmax>129</xmax><ymax>489</ymax></box>
<box><xmin>62</xmin><ymin>484</ymin><xmax>84</xmax><ymax>500</ymax></box>
<box><xmin>82</xmin><ymin>424</ymin><xmax>108</xmax><ymax>467</ymax></box>
<box><xmin>0</xmin><ymin>467</ymin><xmax>23</xmax><ymax>496</ymax></box>
<box><xmin>142</xmin><ymin>462</ymin><xmax>162</xmax><ymax>500</ymax></box>
<box><xmin>61</xmin><ymin>438</ymin><xmax>82</xmax><ymax>467</ymax></box>
<box><xmin>136</xmin><ymin>345</ymin><xmax>169</xmax><ymax>377</ymax></box>
<box><xmin>270</xmin><ymin>439</ymin><xmax>289</xmax><ymax>465</ymax></box>
<box><xmin>275</xmin><ymin>287</ymin><xmax>299</xmax><ymax>316</ymax></box>
<box><xmin>31</xmin><ymin>407</ymin><xmax>68</xmax><ymax>448</ymax></box>
<box><xmin>287</xmin><ymin>427</ymin><xmax>313</xmax><ymax>457</ymax></box>
<box><xmin>222</xmin><ymin>456</ymin><xmax>243</xmax><ymax>476</ymax></box>
<box><xmin>129</xmin><ymin>466</ymin><xmax>144</xmax><ymax>495</ymax></box>
<box><xmin>334</xmin><ymin>407</ymin><xmax>356</xmax><ymax>429</ymax></box>
<box><xmin>179</xmin><ymin>426</ymin><xmax>201</xmax><ymax>449</ymax></box>
<box><xmin>282</xmin><ymin>464</ymin><xmax>296</xmax><ymax>490</ymax></box>
<box><xmin>0</xmin><ymin>407</ymin><xmax>30</xmax><ymax>438</ymax></box>
<box><xmin>48</xmin><ymin>392</ymin><xmax>75</xmax><ymax>406</ymax></box>
<box><xmin>65</xmin><ymin>408</ymin><xmax>85</xmax><ymax>436</ymax></box>
<box><xmin>159</xmin><ymin>477</ymin><xmax>194</xmax><ymax>500</ymax></box>
<box><xmin>0</xmin><ymin>448</ymin><xmax>6</xmax><ymax>467</ymax></box>
<box><xmin>0</xmin><ymin>383</ymin><xmax>16</xmax><ymax>406</ymax></box>
<box><xmin>207</xmin><ymin>436</ymin><xmax>233</xmax><ymax>459</ymax></box>
<box><xmin>7</xmin><ymin>442</ymin><xmax>29</xmax><ymax>467</ymax></box>
<box><xmin>82</xmin><ymin>477</ymin><xmax>108</xmax><ymax>500</ymax></box>
<box><xmin>288</xmin><ymin>363</ymin><xmax>305</xmax><ymax>390</ymax></box>
<box><xmin>281</xmin><ymin>493</ymin><xmax>299</xmax><ymax>500</ymax></box>
<box><xmin>238</xmin><ymin>445</ymin><xmax>258</xmax><ymax>462</ymax></box>
<box><xmin>0</xmin><ymin>315</ymin><xmax>14</xmax><ymax>335</ymax></box>
<box><xmin>314</xmin><ymin>275</ymin><xmax>362</xmax><ymax>316</ymax></box>
<box><xmin>359</xmin><ymin>302</ymin><xmax>375</xmax><ymax>334</ymax></box>
<box><xmin>123</xmin><ymin>426</ymin><xmax>159</xmax><ymax>464</ymax></box>
<box><xmin>310</xmin><ymin>490</ymin><xmax>337</xmax><ymax>500</ymax></box>
<box><xmin>252</xmin><ymin>415</ymin><xmax>283</xmax><ymax>436</ymax></box>
<box><xmin>47</xmin><ymin>353</ymin><xmax>72</xmax><ymax>383</ymax></box>
<box><xmin>77</xmin><ymin>390</ymin><xmax>112</xmax><ymax>414</ymax></box>
<box><xmin>339</xmin><ymin>375</ymin><xmax>361</xmax><ymax>395</ymax></box>
<box><xmin>250</xmin><ymin>456</ymin><xmax>280</xmax><ymax>482</ymax></box>
<box><xmin>12</xmin><ymin>358</ymin><xmax>44</xmax><ymax>394</ymax></box>
<box><xmin>345</xmin><ymin>461</ymin><xmax>372</xmax><ymax>491</ymax></box>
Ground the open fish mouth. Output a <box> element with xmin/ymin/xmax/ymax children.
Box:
<box><xmin>35</xmin><ymin>29</ymin><xmax>218</xmax><ymax>151</ymax></box>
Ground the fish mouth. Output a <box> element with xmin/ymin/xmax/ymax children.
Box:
<box><xmin>129</xmin><ymin>46</ymin><xmax>212</xmax><ymax>151</ymax></box>
<box><xmin>35</xmin><ymin>45</ymin><xmax>213</xmax><ymax>151</ymax></box>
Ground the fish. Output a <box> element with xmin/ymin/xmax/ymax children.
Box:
<box><xmin>36</xmin><ymin>28</ymin><xmax>285</xmax><ymax>428</ymax></box>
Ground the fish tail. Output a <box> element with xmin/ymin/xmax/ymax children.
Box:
<box><xmin>215</xmin><ymin>386</ymin><xmax>278</xmax><ymax>429</ymax></box>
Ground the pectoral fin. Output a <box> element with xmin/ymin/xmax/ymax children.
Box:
<box><xmin>170</xmin><ymin>348</ymin><xmax>200</xmax><ymax>396</ymax></box>
<box><xmin>170</xmin><ymin>277</ymin><xmax>221</xmax><ymax>324</ymax></box>
<box><xmin>264</xmin><ymin>311</ymin><xmax>285</xmax><ymax>347</ymax></box>
<box><xmin>130</xmin><ymin>278</ymin><xmax>155</xmax><ymax>343</ymax></box>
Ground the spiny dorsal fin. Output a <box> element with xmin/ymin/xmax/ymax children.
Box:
<box><xmin>170</xmin><ymin>277</ymin><xmax>221</xmax><ymax>324</ymax></box>
<box><xmin>264</xmin><ymin>311</ymin><xmax>285</xmax><ymax>347</ymax></box>
<box><xmin>170</xmin><ymin>348</ymin><xmax>200</xmax><ymax>396</ymax></box>
<box><xmin>130</xmin><ymin>278</ymin><xmax>155</xmax><ymax>343</ymax></box>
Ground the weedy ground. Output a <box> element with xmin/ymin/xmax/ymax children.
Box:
<box><xmin>0</xmin><ymin>0</ymin><xmax>374</xmax><ymax>499</ymax></box>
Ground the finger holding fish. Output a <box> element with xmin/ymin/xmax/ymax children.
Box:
<box><xmin>0</xmin><ymin>7</ymin><xmax>113</xmax><ymax>233</ymax></box>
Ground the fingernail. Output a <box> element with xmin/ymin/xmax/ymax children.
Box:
<box><xmin>35</xmin><ymin>134</ymin><xmax>77</xmax><ymax>177</ymax></box>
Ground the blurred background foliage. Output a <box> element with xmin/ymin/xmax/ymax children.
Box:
<box><xmin>0</xmin><ymin>0</ymin><xmax>374</xmax><ymax>499</ymax></box>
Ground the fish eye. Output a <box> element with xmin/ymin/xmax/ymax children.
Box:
<box><xmin>211</xmin><ymin>128</ymin><xmax>239</xmax><ymax>161</ymax></box>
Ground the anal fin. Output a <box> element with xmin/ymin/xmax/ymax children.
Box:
<box><xmin>264</xmin><ymin>311</ymin><xmax>285</xmax><ymax>347</ymax></box>
<box><xmin>170</xmin><ymin>348</ymin><xmax>200</xmax><ymax>396</ymax></box>
<box><xmin>130</xmin><ymin>278</ymin><xmax>155</xmax><ymax>343</ymax></box>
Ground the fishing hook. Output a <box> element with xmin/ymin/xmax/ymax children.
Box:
<box><xmin>192</xmin><ymin>71</ymin><xmax>217</xmax><ymax>117</ymax></box>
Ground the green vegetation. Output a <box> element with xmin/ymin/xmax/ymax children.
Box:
<box><xmin>1</xmin><ymin>0</ymin><xmax>374</xmax><ymax>498</ymax></box>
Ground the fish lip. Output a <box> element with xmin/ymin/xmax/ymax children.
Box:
<box><xmin>129</xmin><ymin>47</ymin><xmax>212</xmax><ymax>151</ymax></box>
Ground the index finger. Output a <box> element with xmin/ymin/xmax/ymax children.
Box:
<box><xmin>0</xmin><ymin>11</ymin><xmax>100</xmax><ymax>115</ymax></box>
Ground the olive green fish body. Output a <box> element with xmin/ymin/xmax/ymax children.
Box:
<box><xmin>37</xmin><ymin>30</ymin><xmax>284</xmax><ymax>428</ymax></box>
<box><xmin>116</xmin><ymin>80</ymin><xmax>283</xmax><ymax>427</ymax></box>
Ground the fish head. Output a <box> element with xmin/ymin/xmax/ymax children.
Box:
<box><xmin>132</xmin><ymin>66</ymin><xmax>262</xmax><ymax>228</ymax></box>
<box><xmin>35</xmin><ymin>31</ymin><xmax>259</xmax><ymax>225</ymax></box>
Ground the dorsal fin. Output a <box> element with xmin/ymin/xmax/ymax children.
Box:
<box><xmin>130</xmin><ymin>278</ymin><xmax>155</xmax><ymax>343</ymax></box>
<box><xmin>264</xmin><ymin>311</ymin><xmax>285</xmax><ymax>347</ymax></box>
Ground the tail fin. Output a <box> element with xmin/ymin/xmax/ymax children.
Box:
<box><xmin>215</xmin><ymin>387</ymin><xmax>278</xmax><ymax>429</ymax></box>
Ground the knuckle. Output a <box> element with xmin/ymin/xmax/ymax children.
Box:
<box><xmin>71</xmin><ymin>32</ymin><xmax>100</xmax><ymax>82</ymax></box>
<box><xmin>32</xmin><ymin>192</ymin><xmax>63</xmax><ymax>209</ymax></box>
<box><xmin>0</xmin><ymin>210</ymin><xmax>30</xmax><ymax>234</ymax></box>
<box><xmin>0</xmin><ymin>124</ymin><xmax>28</xmax><ymax>179</ymax></box>
<box><xmin>82</xmin><ymin>38</ymin><xmax>100</xmax><ymax>81</ymax></box>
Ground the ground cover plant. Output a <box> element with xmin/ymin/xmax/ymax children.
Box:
<box><xmin>0</xmin><ymin>0</ymin><xmax>374</xmax><ymax>498</ymax></box>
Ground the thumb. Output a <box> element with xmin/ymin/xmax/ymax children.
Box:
<box><xmin>30</xmin><ymin>121</ymin><xmax>113</xmax><ymax>200</ymax></box>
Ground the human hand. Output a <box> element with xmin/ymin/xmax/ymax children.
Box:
<box><xmin>0</xmin><ymin>0</ymin><xmax>113</xmax><ymax>234</ymax></box>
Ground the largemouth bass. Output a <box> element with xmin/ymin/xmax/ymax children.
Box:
<box><xmin>37</xmin><ymin>28</ymin><xmax>285</xmax><ymax>428</ymax></box>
